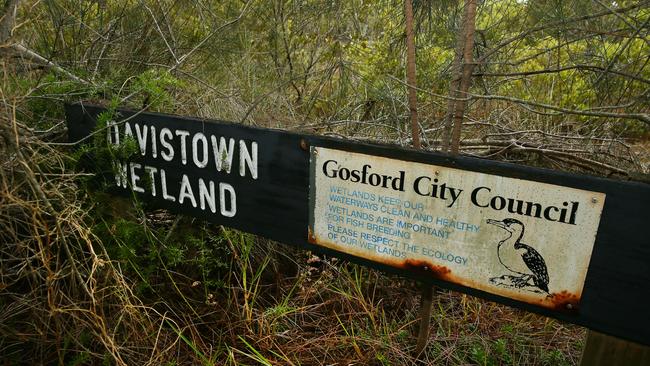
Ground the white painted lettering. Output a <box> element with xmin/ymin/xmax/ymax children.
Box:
<box><xmin>144</xmin><ymin>166</ymin><xmax>158</xmax><ymax>197</ymax></box>
<box><xmin>124</xmin><ymin>122</ymin><xmax>134</xmax><ymax>139</ymax></box>
<box><xmin>113</xmin><ymin>161</ymin><xmax>127</xmax><ymax>187</ymax></box>
<box><xmin>160</xmin><ymin>169</ymin><xmax>175</xmax><ymax>202</ymax></box>
<box><xmin>219</xmin><ymin>182</ymin><xmax>236</xmax><ymax>217</ymax></box>
<box><xmin>198</xmin><ymin>178</ymin><xmax>216</xmax><ymax>213</ymax></box>
<box><xmin>175</xmin><ymin>130</ymin><xmax>190</xmax><ymax>165</ymax></box>
<box><xmin>179</xmin><ymin>174</ymin><xmax>197</xmax><ymax>207</ymax></box>
<box><xmin>150</xmin><ymin>126</ymin><xmax>157</xmax><ymax>158</ymax></box>
<box><xmin>107</xmin><ymin>120</ymin><xmax>119</xmax><ymax>145</ymax></box>
<box><xmin>192</xmin><ymin>132</ymin><xmax>209</xmax><ymax>168</ymax></box>
<box><xmin>211</xmin><ymin>136</ymin><xmax>234</xmax><ymax>173</ymax></box>
<box><xmin>239</xmin><ymin>140</ymin><xmax>258</xmax><ymax>179</ymax></box>
<box><xmin>130</xmin><ymin>163</ymin><xmax>144</xmax><ymax>193</ymax></box>
<box><xmin>160</xmin><ymin>128</ymin><xmax>174</xmax><ymax>161</ymax></box>
<box><xmin>135</xmin><ymin>123</ymin><xmax>148</xmax><ymax>156</ymax></box>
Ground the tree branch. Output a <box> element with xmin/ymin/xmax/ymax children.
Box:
<box><xmin>9</xmin><ymin>43</ymin><xmax>91</xmax><ymax>85</ymax></box>
<box><xmin>170</xmin><ymin>0</ymin><xmax>252</xmax><ymax>72</ymax></box>
<box><xmin>470</xmin><ymin>93</ymin><xmax>650</xmax><ymax>125</ymax></box>
<box><xmin>477</xmin><ymin>1</ymin><xmax>649</xmax><ymax>64</ymax></box>
<box><xmin>0</xmin><ymin>0</ymin><xmax>21</xmax><ymax>43</ymax></box>
<box><xmin>473</xmin><ymin>64</ymin><xmax>650</xmax><ymax>85</ymax></box>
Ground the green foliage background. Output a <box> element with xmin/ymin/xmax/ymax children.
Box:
<box><xmin>1</xmin><ymin>0</ymin><xmax>648</xmax><ymax>364</ymax></box>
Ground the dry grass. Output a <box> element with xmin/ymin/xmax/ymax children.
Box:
<box><xmin>0</xmin><ymin>102</ymin><xmax>586</xmax><ymax>364</ymax></box>
<box><xmin>0</xmin><ymin>39</ymin><xmax>626</xmax><ymax>366</ymax></box>
<box><xmin>0</xmin><ymin>99</ymin><xmax>157</xmax><ymax>365</ymax></box>
<box><xmin>0</xmin><ymin>63</ymin><xmax>594</xmax><ymax>365</ymax></box>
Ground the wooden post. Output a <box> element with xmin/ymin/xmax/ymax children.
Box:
<box><xmin>404</xmin><ymin>0</ymin><xmax>434</xmax><ymax>356</ymax></box>
<box><xmin>414</xmin><ymin>284</ymin><xmax>435</xmax><ymax>356</ymax></box>
<box><xmin>580</xmin><ymin>331</ymin><xmax>650</xmax><ymax>366</ymax></box>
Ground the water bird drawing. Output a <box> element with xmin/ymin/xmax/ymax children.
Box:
<box><xmin>486</xmin><ymin>218</ymin><xmax>550</xmax><ymax>294</ymax></box>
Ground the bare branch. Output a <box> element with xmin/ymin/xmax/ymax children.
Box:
<box><xmin>143</xmin><ymin>2</ymin><xmax>178</xmax><ymax>63</ymax></box>
<box><xmin>170</xmin><ymin>0</ymin><xmax>252</xmax><ymax>72</ymax></box>
<box><xmin>594</xmin><ymin>0</ymin><xmax>650</xmax><ymax>47</ymax></box>
<box><xmin>593</xmin><ymin>16</ymin><xmax>650</xmax><ymax>86</ymax></box>
<box><xmin>0</xmin><ymin>0</ymin><xmax>20</xmax><ymax>43</ymax></box>
<box><xmin>8</xmin><ymin>43</ymin><xmax>91</xmax><ymax>85</ymax></box>
<box><xmin>470</xmin><ymin>93</ymin><xmax>650</xmax><ymax>125</ymax></box>
<box><xmin>478</xmin><ymin>1</ymin><xmax>650</xmax><ymax>64</ymax></box>
<box><xmin>474</xmin><ymin>64</ymin><xmax>650</xmax><ymax>85</ymax></box>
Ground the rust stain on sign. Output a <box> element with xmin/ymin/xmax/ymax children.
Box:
<box><xmin>307</xmin><ymin>226</ymin><xmax>317</xmax><ymax>244</ymax></box>
<box><xmin>547</xmin><ymin>291</ymin><xmax>581</xmax><ymax>313</ymax></box>
<box><xmin>309</xmin><ymin>230</ymin><xmax>451</xmax><ymax>280</ymax></box>
<box><xmin>308</xmin><ymin>147</ymin><xmax>607</xmax><ymax>312</ymax></box>
<box><xmin>310</xmin><ymin>226</ymin><xmax>583</xmax><ymax>311</ymax></box>
<box><xmin>398</xmin><ymin>259</ymin><xmax>452</xmax><ymax>280</ymax></box>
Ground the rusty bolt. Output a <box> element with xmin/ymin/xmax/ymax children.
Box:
<box><xmin>300</xmin><ymin>139</ymin><xmax>308</xmax><ymax>151</ymax></box>
<box><xmin>435</xmin><ymin>170</ymin><xmax>440</xmax><ymax>175</ymax></box>
<box><xmin>591</xmin><ymin>197</ymin><xmax>597</xmax><ymax>203</ymax></box>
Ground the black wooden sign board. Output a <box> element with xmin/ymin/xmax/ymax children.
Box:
<box><xmin>66</xmin><ymin>103</ymin><xmax>650</xmax><ymax>346</ymax></box>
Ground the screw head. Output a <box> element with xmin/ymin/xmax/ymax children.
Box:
<box><xmin>591</xmin><ymin>197</ymin><xmax>598</xmax><ymax>203</ymax></box>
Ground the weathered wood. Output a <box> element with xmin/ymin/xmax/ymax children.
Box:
<box><xmin>66</xmin><ymin>103</ymin><xmax>650</xmax><ymax>346</ymax></box>
<box><xmin>580</xmin><ymin>331</ymin><xmax>650</xmax><ymax>366</ymax></box>
<box><xmin>414</xmin><ymin>285</ymin><xmax>434</xmax><ymax>356</ymax></box>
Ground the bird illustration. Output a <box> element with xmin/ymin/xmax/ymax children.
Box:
<box><xmin>486</xmin><ymin>218</ymin><xmax>549</xmax><ymax>294</ymax></box>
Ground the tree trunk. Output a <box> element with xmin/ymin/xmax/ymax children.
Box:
<box><xmin>441</xmin><ymin>6</ymin><xmax>466</xmax><ymax>152</ymax></box>
<box><xmin>405</xmin><ymin>0</ymin><xmax>420</xmax><ymax>149</ymax></box>
<box><xmin>0</xmin><ymin>0</ymin><xmax>21</xmax><ymax>43</ymax></box>
<box><xmin>442</xmin><ymin>0</ymin><xmax>477</xmax><ymax>154</ymax></box>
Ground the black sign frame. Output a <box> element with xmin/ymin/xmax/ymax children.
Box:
<box><xmin>66</xmin><ymin>102</ymin><xmax>650</xmax><ymax>346</ymax></box>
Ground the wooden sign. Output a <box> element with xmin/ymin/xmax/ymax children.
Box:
<box><xmin>66</xmin><ymin>103</ymin><xmax>650</xmax><ymax>346</ymax></box>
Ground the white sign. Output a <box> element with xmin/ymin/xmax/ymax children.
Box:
<box><xmin>309</xmin><ymin>147</ymin><xmax>606</xmax><ymax>308</ymax></box>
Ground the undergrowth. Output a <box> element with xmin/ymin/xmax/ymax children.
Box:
<box><xmin>0</xmin><ymin>49</ymin><xmax>591</xmax><ymax>366</ymax></box>
<box><xmin>0</xmin><ymin>104</ymin><xmax>586</xmax><ymax>363</ymax></box>
<box><xmin>3</xmin><ymin>1</ymin><xmax>645</xmax><ymax>362</ymax></box>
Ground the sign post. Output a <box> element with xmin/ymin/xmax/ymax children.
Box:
<box><xmin>580</xmin><ymin>331</ymin><xmax>650</xmax><ymax>366</ymax></box>
<box><xmin>66</xmin><ymin>103</ymin><xmax>650</xmax><ymax>351</ymax></box>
